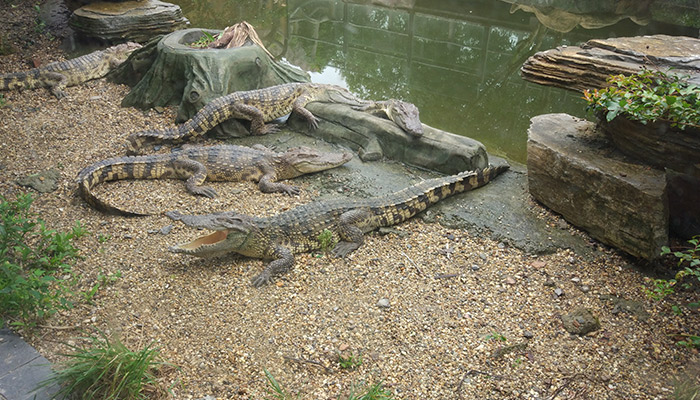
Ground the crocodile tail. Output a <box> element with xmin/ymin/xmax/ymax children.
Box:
<box><xmin>125</xmin><ymin>127</ymin><xmax>179</xmax><ymax>155</ymax></box>
<box><xmin>1</xmin><ymin>70</ymin><xmax>39</xmax><ymax>91</ymax></box>
<box><xmin>76</xmin><ymin>156</ymin><xmax>166</xmax><ymax>216</ymax></box>
<box><xmin>374</xmin><ymin>164</ymin><xmax>509</xmax><ymax>227</ymax></box>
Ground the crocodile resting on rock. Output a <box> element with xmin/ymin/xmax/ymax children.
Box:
<box><xmin>167</xmin><ymin>165</ymin><xmax>509</xmax><ymax>287</ymax></box>
<box><xmin>77</xmin><ymin>144</ymin><xmax>352</xmax><ymax>216</ymax></box>
<box><xmin>354</xmin><ymin>99</ymin><xmax>424</xmax><ymax>138</ymax></box>
<box><xmin>0</xmin><ymin>42</ymin><xmax>141</xmax><ymax>99</ymax></box>
<box><xmin>125</xmin><ymin>83</ymin><xmax>424</xmax><ymax>154</ymax></box>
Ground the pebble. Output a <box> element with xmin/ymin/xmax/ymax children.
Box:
<box><xmin>554</xmin><ymin>288</ymin><xmax>564</xmax><ymax>297</ymax></box>
<box><xmin>471</xmin><ymin>264</ymin><xmax>480</xmax><ymax>271</ymax></box>
<box><xmin>160</xmin><ymin>224</ymin><xmax>173</xmax><ymax>235</ymax></box>
<box><xmin>377</xmin><ymin>298</ymin><xmax>390</xmax><ymax>309</ymax></box>
<box><xmin>523</xmin><ymin>330</ymin><xmax>534</xmax><ymax>339</ymax></box>
<box><xmin>479</xmin><ymin>252</ymin><xmax>488</xmax><ymax>261</ymax></box>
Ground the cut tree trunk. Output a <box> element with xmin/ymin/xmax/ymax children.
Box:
<box><xmin>119</xmin><ymin>28</ymin><xmax>309</xmax><ymax>137</ymax></box>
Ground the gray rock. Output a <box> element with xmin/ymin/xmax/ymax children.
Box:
<box><xmin>600</xmin><ymin>295</ymin><xmax>650</xmax><ymax>321</ymax></box>
<box><xmin>377</xmin><ymin>298</ymin><xmax>390</xmax><ymax>309</ymax></box>
<box><xmin>523</xmin><ymin>330</ymin><xmax>534</xmax><ymax>339</ymax></box>
<box><xmin>561</xmin><ymin>308</ymin><xmax>601</xmax><ymax>336</ymax></box>
<box><xmin>289</xmin><ymin>102</ymin><xmax>488</xmax><ymax>175</ymax></box>
<box><xmin>527</xmin><ymin>114</ymin><xmax>668</xmax><ymax>259</ymax></box>
<box><xmin>69</xmin><ymin>0</ymin><xmax>189</xmax><ymax>43</ymax></box>
<box><xmin>16</xmin><ymin>169</ymin><xmax>61</xmax><ymax>193</ymax></box>
<box><xmin>159</xmin><ymin>224</ymin><xmax>173</xmax><ymax>235</ymax></box>
<box><xmin>554</xmin><ymin>288</ymin><xmax>564</xmax><ymax>297</ymax></box>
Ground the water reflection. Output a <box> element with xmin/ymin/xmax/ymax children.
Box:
<box><xmin>169</xmin><ymin>0</ymin><xmax>697</xmax><ymax>163</ymax></box>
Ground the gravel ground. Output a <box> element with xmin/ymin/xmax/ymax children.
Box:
<box><xmin>1</xmin><ymin>2</ymin><xmax>700</xmax><ymax>399</ymax></box>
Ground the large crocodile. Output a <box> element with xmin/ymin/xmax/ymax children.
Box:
<box><xmin>125</xmin><ymin>83</ymin><xmax>424</xmax><ymax>154</ymax></box>
<box><xmin>77</xmin><ymin>144</ymin><xmax>352</xmax><ymax>216</ymax></box>
<box><xmin>125</xmin><ymin>82</ymin><xmax>365</xmax><ymax>154</ymax></box>
<box><xmin>167</xmin><ymin>165</ymin><xmax>508</xmax><ymax>287</ymax></box>
<box><xmin>0</xmin><ymin>42</ymin><xmax>141</xmax><ymax>99</ymax></box>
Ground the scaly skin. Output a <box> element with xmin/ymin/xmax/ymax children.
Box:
<box><xmin>125</xmin><ymin>82</ymin><xmax>368</xmax><ymax>155</ymax></box>
<box><xmin>167</xmin><ymin>165</ymin><xmax>509</xmax><ymax>286</ymax></box>
<box><xmin>77</xmin><ymin>144</ymin><xmax>352</xmax><ymax>216</ymax></box>
<box><xmin>0</xmin><ymin>42</ymin><xmax>141</xmax><ymax>99</ymax></box>
<box><xmin>353</xmin><ymin>99</ymin><xmax>424</xmax><ymax>137</ymax></box>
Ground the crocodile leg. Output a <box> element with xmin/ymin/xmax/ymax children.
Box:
<box><xmin>291</xmin><ymin>96</ymin><xmax>319</xmax><ymax>130</ymax></box>
<box><xmin>251</xmin><ymin>245</ymin><xmax>294</xmax><ymax>287</ymax></box>
<box><xmin>43</xmin><ymin>71</ymin><xmax>69</xmax><ymax>99</ymax></box>
<box><xmin>172</xmin><ymin>159</ymin><xmax>218</xmax><ymax>198</ymax></box>
<box><xmin>257</xmin><ymin>165</ymin><xmax>299</xmax><ymax>195</ymax></box>
<box><xmin>331</xmin><ymin>208</ymin><xmax>373</xmax><ymax>257</ymax></box>
<box><xmin>230</xmin><ymin>103</ymin><xmax>280</xmax><ymax>135</ymax></box>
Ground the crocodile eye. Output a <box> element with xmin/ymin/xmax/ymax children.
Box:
<box><xmin>255</xmin><ymin>57</ymin><xmax>262</xmax><ymax>68</ymax></box>
<box><xmin>188</xmin><ymin>90</ymin><xmax>200</xmax><ymax>102</ymax></box>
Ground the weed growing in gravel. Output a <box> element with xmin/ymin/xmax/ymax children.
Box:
<box><xmin>346</xmin><ymin>381</ymin><xmax>396</xmax><ymax>400</ymax></box>
<box><xmin>0</xmin><ymin>94</ymin><xmax>6</xmax><ymax>107</ymax></box>
<box><xmin>0</xmin><ymin>194</ymin><xmax>86</xmax><ymax>327</ymax></box>
<box><xmin>42</xmin><ymin>331</ymin><xmax>171</xmax><ymax>399</ymax></box>
<box><xmin>263</xmin><ymin>369</ymin><xmax>300</xmax><ymax>400</ymax></box>
<box><xmin>338</xmin><ymin>351</ymin><xmax>363</xmax><ymax>370</ymax></box>
<box><xmin>482</xmin><ymin>331</ymin><xmax>507</xmax><ymax>342</ymax></box>
<box><xmin>644</xmin><ymin>236</ymin><xmax>700</xmax><ymax>348</ymax></box>
<box><xmin>82</xmin><ymin>269</ymin><xmax>121</xmax><ymax>304</ymax></box>
<box><xmin>317</xmin><ymin>229</ymin><xmax>338</xmax><ymax>254</ymax></box>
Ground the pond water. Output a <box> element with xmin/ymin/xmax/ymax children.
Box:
<box><xmin>167</xmin><ymin>0</ymin><xmax>698</xmax><ymax>163</ymax></box>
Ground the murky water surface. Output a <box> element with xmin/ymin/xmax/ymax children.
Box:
<box><xmin>168</xmin><ymin>0</ymin><xmax>697</xmax><ymax>163</ymax></box>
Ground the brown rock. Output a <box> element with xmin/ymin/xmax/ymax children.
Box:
<box><xmin>527</xmin><ymin>114</ymin><xmax>668</xmax><ymax>259</ymax></box>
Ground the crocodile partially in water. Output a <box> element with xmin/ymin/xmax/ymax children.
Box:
<box><xmin>77</xmin><ymin>144</ymin><xmax>352</xmax><ymax>216</ymax></box>
<box><xmin>167</xmin><ymin>165</ymin><xmax>508</xmax><ymax>287</ymax></box>
<box><xmin>125</xmin><ymin>83</ymin><xmax>424</xmax><ymax>154</ymax></box>
<box><xmin>0</xmin><ymin>42</ymin><xmax>141</xmax><ymax>99</ymax></box>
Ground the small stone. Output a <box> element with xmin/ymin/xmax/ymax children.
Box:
<box><xmin>505</xmin><ymin>276</ymin><xmax>516</xmax><ymax>285</ymax></box>
<box><xmin>571</xmin><ymin>277</ymin><xmax>581</xmax><ymax>283</ymax></box>
<box><xmin>447</xmin><ymin>233</ymin><xmax>455</xmax><ymax>241</ymax></box>
<box><xmin>497</xmin><ymin>242</ymin><xmax>505</xmax><ymax>249</ymax></box>
<box><xmin>580</xmin><ymin>285</ymin><xmax>590</xmax><ymax>293</ymax></box>
<box><xmin>543</xmin><ymin>279</ymin><xmax>556</xmax><ymax>287</ymax></box>
<box><xmin>523</xmin><ymin>330</ymin><xmax>534</xmax><ymax>339</ymax></box>
<box><xmin>561</xmin><ymin>308</ymin><xmax>601</xmax><ymax>335</ymax></box>
<box><xmin>479</xmin><ymin>253</ymin><xmax>488</xmax><ymax>261</ymax></box>
<box><xmin>377</xmin><ymin>298</ymin><xmax>390</xmax><ymax>309</ymax></box>
<box><xmin>531</xmin><ymin>260</ymin><xmax>546</xmax><ymax>268</ymax></box>
<box><xmin>554</xmin><ymin>288</ymin><xmax>564</xmax><ymax>297</ymax></box>
<box><xmin>160</xmin><ymin>224</ymin><xmax>173</xmax><ymax>235</ymax></box>
<box><xmin>338</xmin><ymin>343</ymin><xmax>349</xmax><ymax>351</ymax></box>
<box><xmin>275</xmin><ymin>281</ymin><xmax>284</xmax><ymax>287</ymax></box>
<box><xmin>154</xmin><ymin>106</ymin><xmax>166</xmax><ymax>113</ymax></box>
<box><xmin>471</xmin><ymin>264</ymin><xmax>480</xmax><ymax>271</ymax></box>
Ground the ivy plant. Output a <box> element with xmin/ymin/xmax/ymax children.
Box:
<box><xmin>583</xmin><ymin>68</ymin><xmax>700</xmax><ymax>130</ymax></box>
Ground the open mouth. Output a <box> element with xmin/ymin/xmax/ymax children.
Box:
<box><xmin>171</xmin><ymin>229</ymin><xmax>229</xmax><ymax>252</ymax></box>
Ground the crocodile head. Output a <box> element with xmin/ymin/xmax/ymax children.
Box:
<box><xmin>276</xmin><ymin>146</ymin><xmax>353</xmax><ymax>178</ymax></box>
<box><xmin>105</xmin><ymin>42</ymin><xmax>143</xmax><ymax>67</ymax></box>
<box><xmin>167</xmin><ymin>211</ymin><xmax>260</xmax><ymax>258</ymax></box>
<box><xmin>383</xmin><ymin>99</ymin><xmax>423</xmax><ymax>138</ymax></box>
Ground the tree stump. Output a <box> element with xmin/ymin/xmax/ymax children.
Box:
<box><xmin>119</xmin><ymin>28</ymin><xmax>309</xmax><ymax>137</ymax></box>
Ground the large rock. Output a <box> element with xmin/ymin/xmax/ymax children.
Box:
<box><xmin>69</xmin><ymin>0</ymin><xmax>189</xmax><ymax>43</ymax></box>
<box><xmin>521</xmin><ymin>35</ymin><xmax>700</xmax><ymax>91</ymax></box>
<box><xmin>288</xmin><ymin>102</ymin><xmax>488</xmax><ymax>174</ymax></box>
<box><xmin>527</xmin><ymin>113</ymin><xmax>668</xmax><ymax>259</ymax></box>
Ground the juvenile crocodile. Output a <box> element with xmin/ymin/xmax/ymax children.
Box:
<box><xmin>77</xmin><ymin>144</ymin><xmax>352</xmax><ymax>216</ymax></box>
<box><xmin>167</xmin><ymin>165</ymin><xmax>508</xmax><ymax>287</ymax></box>
<box><xmin>125</xmin><ymin>82</ymin><xmax>367</xmax><ymax>155</ymax></box>
<box><xmin>353</xmin><ymin>99</ymin><xmax>424</xmax><ymax>137</ymax></box>
<box><xmin>0</xmin><ymin>42</ymin><xmax>141</xmax><ymax>99</ymax></box>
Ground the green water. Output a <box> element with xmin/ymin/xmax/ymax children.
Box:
<box><xmin>168</xmin><ymin>0</ymin><xmax>697</xmax><ymax>163</ymax></box>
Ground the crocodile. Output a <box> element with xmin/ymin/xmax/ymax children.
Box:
<box><xmin>77</xmin><ymin>144</ymin><xmax>353</xmax><ymax>216</ymax></box>
<box><xmin>125</xmin><ymin>82</ymin><xmax>368</xmax><ymax>155</ymax></box>
<box><xmin>0</xmin><ymin>42</ymin><xmax>141</xmax><ymax>99</ymax></box>
<box><xmin>353</xmin><ymin>99</ymin><xmax>424</xmax><ymax>137</ymax></box>
<box><xmin>167</xmin><ymin>165</ymin><xmax>508</xmax><ymax>287</ymax></box>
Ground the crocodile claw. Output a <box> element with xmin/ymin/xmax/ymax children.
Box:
<box><xmin>283</xmin><ymin>185</ymin><xmax>301</xmax><ymax>196</ymax></box>
<box><xmin>331</xmin><ymin>241</ymin><xmax>361</xmax><ymax>258</ymax></box>
<box><xmin>193</xmin><ymin>186</ymin><xmax>217</xmax><ymax>198</ymax></box>
<box><xmin>251</xmin><ymin>271</ymin><xmax>271</xmax><ymax>287</ymax></box>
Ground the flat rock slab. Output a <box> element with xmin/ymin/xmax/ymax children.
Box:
<box><xmin>527</xmin><ymin>113</ymin><xmax>668</xmax><ymax>259</ymax></box>
<box><xmin>69</xmin><ymin>0</ymin><xmax>189</xmax><ymax>43</ymax></box>
<box><xmin>0</xmin><ymin>328</ymin><xmax>60</xmax><ymax>400</ymax></box>
<box><xmin>521</xmin><ymin>34</ymin><xmax>700</xmax><ymax>91</ymax></box>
